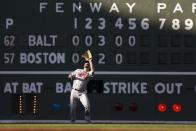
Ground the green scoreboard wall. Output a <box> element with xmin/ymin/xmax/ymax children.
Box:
<box><xmin>1</xmin><ymin>0</ymin><xmax>196</xmax><ymax>121</ymax></box>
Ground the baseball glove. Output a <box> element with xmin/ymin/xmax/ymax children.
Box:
<box><xmin>82</xmin><ymin>49</ymin><xmax>92</xmax><ymax>61</ymax></box>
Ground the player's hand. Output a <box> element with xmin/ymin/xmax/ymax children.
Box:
<box><xmin>68</xmin><ymin>74</ymin><xmax>73</xmax><ymax>79</ymax></box>
<box><xmin>68</xmin><ymin>74</ymin><xmax>71</xmax><ymax>79</ymax></box>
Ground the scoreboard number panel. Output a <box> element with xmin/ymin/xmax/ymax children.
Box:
<box><xmin>1</xmin><ymin>0</ymin><xmax>196</xmax><ymax>122</ymax></box>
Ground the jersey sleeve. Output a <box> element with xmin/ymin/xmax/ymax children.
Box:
<box><xmin>70</xmin><ymin>69</ymin><xmax>79</xmax><ymax>77</ymax></box>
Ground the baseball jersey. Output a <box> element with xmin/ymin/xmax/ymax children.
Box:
<box><xmin>71</xmin><ymin>69</ymin><xmax>93</xmax><ymax>91</ymax></box>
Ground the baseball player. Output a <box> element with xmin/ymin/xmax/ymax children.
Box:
<box><xmin>68</xmin><ymin>50</ymin><xmax>95</xmax><ymax>123</ymax></box>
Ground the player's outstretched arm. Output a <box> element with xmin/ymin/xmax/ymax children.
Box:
<box><xmin>89</xmin><ymin>59</ymin><xmax>95</xmax><ymax>76</ymax></box>
<box><xmin>82</xmin><ymin>49</ymin><xmax>95</xmax><ymax>76</ymax></box>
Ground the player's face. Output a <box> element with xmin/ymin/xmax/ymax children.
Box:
<box><xmin>84</xmin><ymin>62</ymin><xmax>90</xmax><ymax>69</ymax></box>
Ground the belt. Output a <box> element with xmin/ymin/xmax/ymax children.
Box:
<box><xmin>73</xmin><ymin>88</ymin><xmax>85</xmax><ymax>92</ymax></box>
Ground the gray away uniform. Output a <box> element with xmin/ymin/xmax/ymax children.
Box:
<box><xmin>69</xmin><ymin>69</ymin><xmax>93</xmax><ymax>122</ymax></box>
